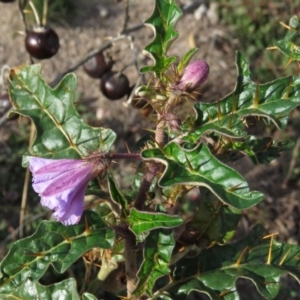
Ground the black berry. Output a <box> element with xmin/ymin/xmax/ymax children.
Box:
<box><xmin>83</xmin><ymin>52</ymin><xmax>111</xmax><ymax>78</ymax></box>
<box><xmin>25</xmin><ymin>27</ymin><xmax>59</xmax><ymax>59</ymax></box>
<box><xmin>100</xmin><ymin>71</ymin><xmax>130</xmax><ymax>100</ymax></box>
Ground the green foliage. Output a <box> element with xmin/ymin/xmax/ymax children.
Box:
<box><xmin>0</xmin><ymin>212</ymin><xmax>114</xmax><ymax>294</ymax></box>
<box><xmin>141</xmin><ymin>0</ymin><xmax>182</xmax><ymax>76</ymax></box>
<box><xmin>274</xmin><ymin>15</ymin><xmax>300</xmax><ymax>61</ymax></box>
<box><xmin>177</xmin><ymin>47</ymin><xmax>198</xmax><ymax>74</ymax></box>
<box><xmin>191</xmin><ymin>52</ymin><xmax>300</xmax><ymax>138</ymax></box>
<box><xmin>142</xmin><ymin>142</ymin><xmax>264</xmax><ymax>209</ymax></box>
<box><xmin>107</xmin><ymin>176</ymin><xmax>128</xmax><ymax>218</ymax></box>
<box><xmin>165</xmin><ymin>225</ymin><xmax>300</xmax><ymax>300</ymax></box>
<box><xmin>184</xmin><ymin>51</ymin><xmax>300</xmax><ymax>165</ymax></box>
<box><xmin>134</xmin><ymin>228</ymin><xmax>175</xmax><ymax>296</ymax></box>
<box><xmin>128</xmin><ymin>208</ymin><xmax>183</xmax><ymax>235</ymax></box>
<box><xmin>4</xmin><ymin>278</ymin><xmax>80</xmax><ymax>300</ymax></box>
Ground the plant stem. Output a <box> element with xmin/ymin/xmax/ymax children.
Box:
<box><xmin>120</xmin><ymin>0</ymin><xmax>130</xmax><ymax>34</ymax></box>
<box><xmin>19</xmin><ymin>121</ymin><xmax>35</xmax><ymax>238</ymax></box>
<box><xmin>134</xmin><ymin>163</ymin><xmax>160</xmax><ymax>210</ymax></box>
<box><xmin>113</xmin><ymin>224</ymin><xmax>138</xmax><ymax>298</ymax></box>
<box><xmin>42</xmin><ymin>0</ymin><xmax>48</xmax><ymax>26</ymax></box>
<box><xmin>124</xmin><ymin>229</ymin><xmax>138</xmax><ymax>297</ymax></box>
<box><xmin>18</xmin><ymin>0</ymin><xmax>28</xmax><ymax>28</ymax></box>
<box><xmin>28</xmin><ymin>0</ymin><xmax>41</xmax><ymax>26</ymax></box>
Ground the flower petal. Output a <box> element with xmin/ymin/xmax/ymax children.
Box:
<box><xmin>42</xmin><ymin>177</ymin><xmax>87</xmax><ymax>225</ymax></box>
<box><xmin>30</xmin><ymin>158</ymin><xmax>94</xmax><ymax>195</ymax></box>
<box><xmin>29</xmin><ymin>157</ymin><xmax>94</xmax><ymax>225</ymax></box>
<box><xmin>176</xmin><ymin>60</ymin><xmax>209</xmax><ymax>91</ymax></box>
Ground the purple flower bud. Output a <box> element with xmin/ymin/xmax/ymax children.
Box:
<box><xmin>176</xmin><ymin>60</ymin><xmax>209</xmax><ymax>92</ymax></box>
<box><xmin>29</xmin><ymin>157</ymin><xmax>96</xmax><ymax>225</ymax></box>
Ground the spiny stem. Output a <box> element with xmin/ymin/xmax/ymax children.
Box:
<box><xmin>134</xmin><ymin>163</ymin><xmax>160</xmax><ymax>210</ymax></box>
<box><xmin>120</xmin><ymin>0</ymin><xmax>130</xmax><ymax>34</ymax></box>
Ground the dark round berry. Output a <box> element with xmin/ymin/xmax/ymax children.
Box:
<box><xmin>25</xmin><ymin>27</ymin><xmax>59</xmax><ymax>59</ymax></box>
<box><xmin>100</xmin><ymin>71</ymin><xmax>130</xmax><ymax>100</ymax></box>
<box><xmin>83</xmin><ymin>52</ymin><xmax>111</xmax><ymax>78</ymax></box>
<box><xmin>0</xmin><ymin>0</ymin><xmax>15</xmax><ymax>2</ymax></box>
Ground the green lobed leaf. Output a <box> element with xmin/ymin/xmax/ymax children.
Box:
<box><xmin>155</xmin><ymin>296</ymin><xmax>173</xmax><ymax>300</ymax></box>
<box><xmin>177</xmin><ymin>48</ymin><xmax>198</xmax><ymax>74</ymax></box>
<box><xmin>82</xmin><ymin>293</ymin><xmax>98</xmax><ymax>300</ymax></box>
<box><xmin>2</xmin><ymin>278</ymin><xmax>80</xmax><ymax>300</ymax></box>
<box><xmin>128</xmin><ymin>208</ymin><xmax>183</xmax><ymax>235</ymax></box>
<box><xmin>274</xmin><ymin>39</ymin><xmax>300</xmax><ymax>61</ymax></box>
<box><xmin>8</xmin><ymin>64</ymin><xmax>116</xmax><ymax>161</ymax></box>
<box><xmin>0</xmin><ymin>212</ymin><xmax>114</xmax><ymax>294</ymax></box>
<box><xmin>134</xmin><ymin>228</ymin><xmax>175</xmax><ymax>296</ymax></box>
<box><xmin>107</xmin><ymin>176</ymin><xmax>128</xmax><ymax>218</ymax></box>
<box><xmin>185</xmin><ymin>52</ymin><xmax>300</xmax><ymax>143</ymax></box>
<box><xmin>142</xmin><ymin>143</ymin><xmax>264</xmax><ymax>210</ymax></box>
<box><xmin>140</xmin><ymin>0</ymin><xmax>182</xmax><ymax>75</ymax></box>
<box><xmin>273</xmin><ymin>15</ymin><xmax>300</xmax><ymax>61</ymax></box>
<box><xmin>166</xmin><ymin>224</ymin><xmax>300</xmax><ymax>299</ymax></box>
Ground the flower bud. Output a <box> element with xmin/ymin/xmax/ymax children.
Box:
<box><xmin>176</xmin><ymin>60</ymin><xmax>209</xmax><ymax>92</ymax></box>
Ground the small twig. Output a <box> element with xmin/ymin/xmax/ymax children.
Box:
<box><xmin>42</xmin><ymin>0</ymin><xmax>48</xmax><ymax>26</ymax></box>
<box><xmin>120</xmin><ymin>0</ymin><xmax>130</xmax><ymax>34</ymax></box>
<box><xmin>181</xmin><ymin>0</ymin><xmax>204</xmax><ymax>13</ymax></box>
<box><xmin>282</xmin><ymin>137</ymin><xmax>300</xmax><ymax>188</ymax></box>
<box><xmin>28</xmin><ymin>0</ymin><xmax>41</xmax><ymax>26</ymax></box>
<box><xmin>18</xmin><ymin>0</ymin><xmax>28</xmax><ymax>28</ymax></box>
<box><xmin>125</xmin><ymin>75</ymin><xmax>141</xmax><ymax>106</ymax></box>
<box><xmin>19</xmin><ymin>121</ymin><xmax>35</xmax><ymax>238</ymax></box>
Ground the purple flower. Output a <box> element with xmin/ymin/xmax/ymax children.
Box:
<box><xmin>29</xmin><ymin>157</ymin><xmax>96</xmax><ymax>225</ymax></box>
<box><xmin>176</xmin><ymin>60</ymin><xmax>209</xmax><ymax>92</ymax></box>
